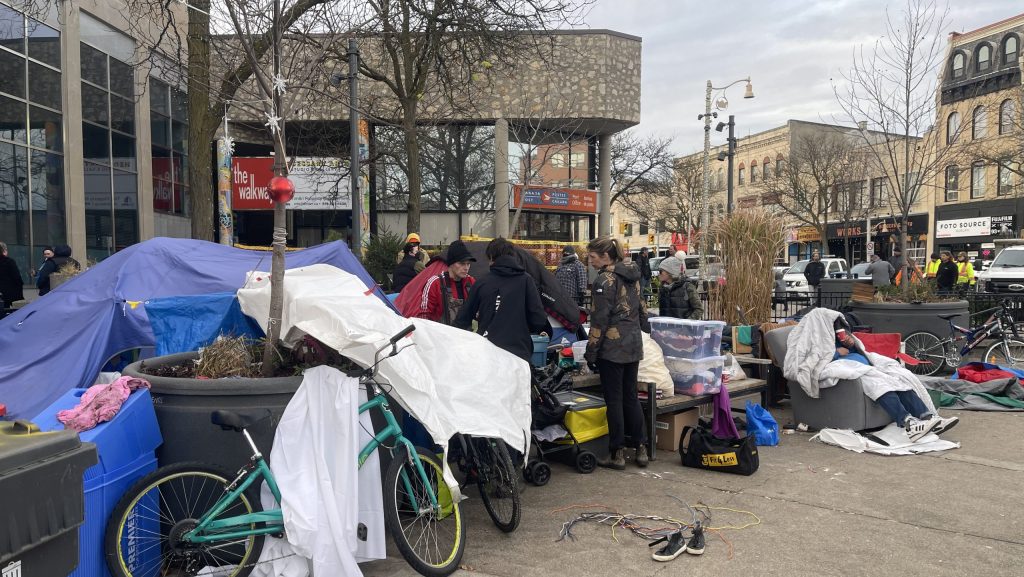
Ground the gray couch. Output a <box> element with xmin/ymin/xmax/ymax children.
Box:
<box><xmin>763</xmin><ymin>325</ymin><xmax>890</xmax><ymax>431</ymax></box>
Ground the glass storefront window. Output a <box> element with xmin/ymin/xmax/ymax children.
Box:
<box><xmin>0</xmin><ymin>8</ymin><xmax>63</xmax><ymax>282</ymax></box>
<box><xmin>151</xmin><ymin>78</ymin><xmax>188</xmax><ymax>215</ymax></box>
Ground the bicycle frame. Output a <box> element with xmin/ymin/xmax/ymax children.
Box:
<box><xmin>946</xmin><ymin>305</ymin><xmax>1018</xmax><ymax>357</ymax></box>
<box><xmin>183</xmin><ymin>332</ymin><xmax>448</xmax><ymax>546</ymax></box>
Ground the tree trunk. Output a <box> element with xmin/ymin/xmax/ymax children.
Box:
<box><xmin>187</xmin><ymin>0</ymin><xmax>215</xmax><ymax>241</ymax></box>
<box><xmin>260</xmin><ymin>201</ymin><xmax>287</xmax><ymax>377</ymax></box>
<box><xmin>402</xmin><ymin>104</ymin><xmax>422</xmax><ymax>235</ymax></box>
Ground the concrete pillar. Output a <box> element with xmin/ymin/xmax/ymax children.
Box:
<box><xmin>62</xmin><ymin>3</ymin><xmax>86</xmax><ymax>261</ymax></box>
<box><xmin>494</xmin><ymin>118</ymin><xmax>509</xmax><ymax>238</ymax></box>
<box><xmin>598</xmin><ymin>133</ymin><xmax>612</xmax><ymax>237</ymax></box>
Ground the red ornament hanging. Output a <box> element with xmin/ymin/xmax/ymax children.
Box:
<box><xmin>268</xmin><ymin>176</ymin><xmax>295</xmax><ymax>204</ymax></box>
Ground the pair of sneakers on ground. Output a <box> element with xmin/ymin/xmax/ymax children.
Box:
<box><xmin>650</xmin><ymin>523</ymin><xmax>705</xmax><ymax>562</ymax></box>
<box><xmin>597</xmin><ymin>446</ymin><xmax>648</xmax><ymax>470</ymax></box>
<box><xmin>904</xmin><ymin>413</ymin><xmax>959</xmax><ymax>442</ymax></box>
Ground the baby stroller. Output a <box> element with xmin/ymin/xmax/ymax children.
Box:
<box><xmin>523</xmin><ymin>347</ymin><xmax>603</xmax><ymax>486</ymax></box>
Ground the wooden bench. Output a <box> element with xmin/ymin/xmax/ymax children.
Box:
<box><xmin>570</xmin><ymin>374</ymin><xmax>768</xmax><ymax>461</ymax></box>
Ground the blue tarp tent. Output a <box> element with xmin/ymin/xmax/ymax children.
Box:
<box><xmin>0</xmin><ymin>237</ymin><xmax>390</xmax><ymax>419</ymax></box>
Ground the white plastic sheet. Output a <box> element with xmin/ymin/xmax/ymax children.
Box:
<box><xmin>237</xmin><ymin>265</ymin><xmax>532</xmax><ymax>494</ymax></box>
<box><xmin>811</xmin><ymin>423</ymin><xmax>959</xmax><ymax>455</ymax></box>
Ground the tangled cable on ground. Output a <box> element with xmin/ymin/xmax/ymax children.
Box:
<box><xmin>552</xmin><ymin>496</ymin><xmax>761</xmax><ymax>560</ymax></box>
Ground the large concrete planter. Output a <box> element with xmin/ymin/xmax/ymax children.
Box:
<box><xmin>123</xmin><ymin>352</ymin><xmax>302</xmax><ymax>469</ymax></box>
<box><xmin>849</xmin><ymin>300</ymin><xmax>969</xmax><ymax>339</ymax></box>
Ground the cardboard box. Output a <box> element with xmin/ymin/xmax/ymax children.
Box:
<box><xmin>655</xmin><ymin>409</ymin><xmax>700</xmax><ymax>452</ymax></box>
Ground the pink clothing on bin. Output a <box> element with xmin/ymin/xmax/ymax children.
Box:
<box><xmin>57</xmin><ymin>376</ymin><xmax>151</xmax><ymax>432</ymax></box>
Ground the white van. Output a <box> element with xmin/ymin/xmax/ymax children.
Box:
<box><xmin>782</xmin><ymin>258</ymin><xmax>848</xmax><ymax>293</ymax></box>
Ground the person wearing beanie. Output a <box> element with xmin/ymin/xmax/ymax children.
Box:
<box><xmin>391</xmin><ymin>243</ymin><xmax>421</xmax><ymax>293</ymax></box>
<box><xmin>395</xmin><ymin>231</ymin><xmax>430</xmax><ymax>268</ymax></box>
<box><xmin>555</xmin><ymin>245</ymin><xmax>587</xmax><ymax>305</ymax></box>
<box><xmin>656</xmin><ymin>256</ymin><xmax>703</xmax><ymax>320</ymax></box>
<box><xmin>416</xmin><ymin>239</ymin><xmax>476</xmax><ymax>324</ymax></box>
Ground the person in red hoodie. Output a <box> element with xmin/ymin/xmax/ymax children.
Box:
<box><xmin>416</xmin><ymin>240</ymin><xmax>476</xmax><ymax>324</ymax></box>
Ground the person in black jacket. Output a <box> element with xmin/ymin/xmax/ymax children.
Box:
<box><xmin>35</xmin><ymin>244</ymin><xmax>79</xmax><ymax>296</ymax></box>
<box><xmin>637</xmin><ymin>247</ymin><xmax>653</xmax><ymax>295</ymax></box>
<box><xmin>454</xmin><ymin>237</ymin><xmax>548</xmax><ymax>362</ymax></box>
<box><xmin>391</xmin><ymin>243</ymin><xmax>420</xmax><ymax>293</ymax></box>
<box><xmin>656</xmin><ymin>256</ymin><xmax>703</xmax><ymax>320</ymax></box>
<box><xmin>0</xmin><ymin>242</ymin><xmax>24</xmax><ymax>308</ymax></box>
<box><xmin>804</xmin><ymin>251</ymin><xmax>826</xmax><ymax>304</ymax></box>
<box><xmin>585</xmin><ymin>236</ymin><xmax>651</xmax><ymax>471</ymax></box>
<box><xmin>935</xmin><ymin>251</ymin><xmax>959</xmax><ymax>295</ymax></box>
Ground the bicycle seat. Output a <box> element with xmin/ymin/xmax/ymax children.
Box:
<box><xmin>211</xmin><ymin>409</ymin><xmax>271</xmax><ymax>432</ymax></box>
<box><xmin>938</xmin><ymin>314</ymin><xmax>961</xmax><ymax>320</ymax></box>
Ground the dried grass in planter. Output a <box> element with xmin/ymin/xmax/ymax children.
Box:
<box><xmin>710</xmin><ymin>208</ymin><xmax>788</xmax><ymax>326</ymax></box>
<box><xmin>196</xmin><ymin>336</ymin><xmax>257</xmax><ymax>379</ymax></box>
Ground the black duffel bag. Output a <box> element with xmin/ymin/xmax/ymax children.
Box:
<box><xmin>678</xmin><ymin>426</ymin><xmax>759</xmax><ymax>476</ymax></box>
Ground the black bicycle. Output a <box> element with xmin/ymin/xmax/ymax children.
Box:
<box><xmin>903</xmin><ymin>303</ymin><xmax>1024</xmax><ymax>376</ymax></box>
<box><xmin>451</xmin><ymin>434</ymin><xmax>521</xmax><ymax>533</ymax></box>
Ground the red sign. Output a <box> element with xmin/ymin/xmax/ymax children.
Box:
<box><xmin>512</xmin><ymin>185</ymin><xmax>597</xmax><ymax>214</ymax></box>
<box><xmin>232</xmin><ymin>157</ymin><xmax>276</xmax><ymax>210</ymax></box>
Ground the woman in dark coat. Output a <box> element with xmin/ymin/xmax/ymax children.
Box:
<box><xmin>584</xmin><ymin>236</ymin><xmax>650</xmax><ymax>470</ymax></box>
<box><xmin>935</xmin><ymin>251</ymin><xmax>958</xmax><ymax>294</ymax></box>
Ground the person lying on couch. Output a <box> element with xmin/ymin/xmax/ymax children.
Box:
<box><xmin>833</xmin><ymin>328</ymin><xmax>958</xmax><ymax>441</ymax></box>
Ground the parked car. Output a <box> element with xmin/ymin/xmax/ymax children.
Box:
<box><xmin>782</xmin><ymin>257</ymin><xmax>848</xmax><ymax>293</ymax></box>
<box><xmin>981</xmin><ymin>246</ymin><xmax>1024</xmax><ymax>293</ymax></box>
<box><xmin>845</xmin><ymin>261</ymin><xmax>872</xmax><ymax>280</ymax></box>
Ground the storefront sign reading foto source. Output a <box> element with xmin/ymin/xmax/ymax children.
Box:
<box><xmin>936</xmin><ymin>217</ymin><xmax>991</xmax><ymax>238</ymax></box>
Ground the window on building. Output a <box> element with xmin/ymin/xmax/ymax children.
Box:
<box><xmin>976</xmin><ymin>44</ymin><xmax>992</xmax><ymax>72</ymax></box>
<box><xmin>971</xmin><ymin>162</ymin><xmax>985</xmax><ymax>199</ymax></box>
<box><xmin>151</xmin><ymin>78</ymin><xmax>188</xmax><ymax>215</ymax></box>
<box><xmin>905</xmin><ymin>171</ymin><xmax>920</xmax><ymax>204</ymax></box>
<box><xmin>750</xmin><ymin>161</ymin><xmax>759</xmax><ymax>183</ymax></box>
<box><xmin>639</xmin><ymin>222</ymin><xmax>649</xmax><ymax>235</ymax></box>
<box><xmin>738</xmin><ymin>167</ymin><xmax>745</xmax><ymax>185</ymax></box>
<box><xmin>775</xmin><ymin>156</ymin><xmax>784</xmax><ymax>176</ymax></box>
<box><xmin>972</xmin><ymin>105</ymin><xmax>987</xmax><ymax>139</ymax></box>
<box><xmin>871</xmin><ymin>177</ymin><xmax>889</xmax><ymax>207</ymax></box>
<box><xmin>549</xmin><ymin>153</ymin><xmax>565</xmax><ymax>168</ymax></box>
<box><xmin>851</xmin><ymin>180</ymin><xmax>866</xmax><ymax>210</ymax></box>
<box><xmin>1005</xmin><ymin>35</ymin><xmax>1020</xmax><ymax>65</ymax></box>
<box><xmin>0</xmin><ymin>4</ymin><xmax>65</xmax><ymax>285</ymax></box>
<box><xmin>946</xmin><ymin>111</ymin><xmax>960</xmax><ymax>144</ymax></box>
<box><xmin>952</xmin><ymin>52</ymin><xmax>965</xmax><ymax>78</ymax></box>
<box><xmin>944</xmin><ymin>165</ymin><xmax>959</xmax><ymax>202</ymax></box>
<box><xmin>81</xmin><ymin>42</ymin><xmax>137</xmax><ymax>262</ymax></box>
<box><xmin>1000</xmin><ymin>99</ymin><xmax>1016</xmax><ymax>134</ymax></box>
<box><xmin>569</xmin><ymin>152</ymin><xmax>584</xmax><ymax>168</ymax></box>
<box><xmin>998</xmin><ymin>162</ymin><xmax>1018</xmax><ymax>196</ymax></box>
<box><xmin>716</xmin><ymin>167</ymin><xmax>724</xmax><ymax>190</ymax></box>
<box><xmin>762</xmin><ymin>156</ymin><xmax>772</xmax><ymax>179</ymax></box>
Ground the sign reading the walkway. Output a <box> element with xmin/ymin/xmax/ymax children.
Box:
<box><xmin>936</xmin><ymin>217</ymin><xmax>991</xmax><ymax>238</ymax></box>
<box><xmin>513</xmin><ymin>185</ymin><xmax>597</xmax><ymax>213</ymax></box>
<box><xmin>232</xmin><ymin>157</ymin><xmax>351</xmax><ymax>210</ymax></box>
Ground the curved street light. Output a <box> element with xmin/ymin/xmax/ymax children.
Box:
<box><xmin>697</xmin><ymin>78</ymin><xmax>754</xmax><ymax>278</ymax></box>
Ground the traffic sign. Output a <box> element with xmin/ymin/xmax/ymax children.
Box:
<box><xmin>866</xmin><ymin>241</ymin><xmax>875</xmax><ymax>256</ymax></box>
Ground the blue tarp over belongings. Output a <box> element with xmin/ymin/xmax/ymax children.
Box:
<box><xmin>146</xmin><ymin>292</ymin><xmax>264</xmax><ymax>356</ymax></box>
<box><xmin>0</xmin><ymin>237</ymin><xmax>391</xmax><ymax>419</ymax></box>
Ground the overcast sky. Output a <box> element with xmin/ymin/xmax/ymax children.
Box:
<box><xmin>583</xmin><ymin>0</ymin><xmax>1021</xmax><ymax>155</ymax></box>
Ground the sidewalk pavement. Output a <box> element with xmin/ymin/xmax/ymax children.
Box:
<box><xmin>362</xmin><ymin>405</ymin><xmax>1024</xmax><ymax>577</ymax></box>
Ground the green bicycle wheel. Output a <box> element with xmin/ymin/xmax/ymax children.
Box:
<box><xmin>104</xmin><ymin>462</ymin><xmax>264</xmax><ymax>577</ymax></box>
<box><xmin>383</xmin><ymin>445</ymin><xmax>466</xmax><ymax>576</ymax></box>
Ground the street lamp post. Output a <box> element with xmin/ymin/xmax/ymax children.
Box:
<box><xmin>698</xmin><ymin>78</ymin><xmax>753</xmax><ymax>278</ymax></box>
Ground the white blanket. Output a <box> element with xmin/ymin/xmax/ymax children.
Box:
<box><xmin>820</xmin><ymin>353</ymin><xmax>936</xmax><ymax>413</ymax></box>
<box><xmin>237</xmin><ymin>265</ymin><xmax>533</xmax><ymax>495</ymax></box>
<box><xmin>784</xmin><ymin>308</ymin><xmax>845</xmax><ymax>398</ymax></box>
<box><xmin>811</xmin><ymin>423</ymin><xmax>959</xmax><ymax>455</ymax></box>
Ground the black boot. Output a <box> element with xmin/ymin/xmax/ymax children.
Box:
<box><xmin>597</xmin><ymin>448</ymin><xmax>625</xmax><ymax>470</ymax></box>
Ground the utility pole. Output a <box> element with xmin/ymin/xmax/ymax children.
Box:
<box><xmin>725</xmin><ymin>115</ymin><xmax>736</xmax><ymax>214</ymax></box>
<box><xmin>348</xmin><ymin>38</ymin><xmax>362</xmax><ymax>259</ymax></box>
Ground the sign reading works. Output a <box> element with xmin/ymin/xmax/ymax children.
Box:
<box><xmin>512</xmin><ymin>185</ymin><xmax>597</xmax><ymax>214</ymax></box>
<box><xmin>232</xmin><ymin>157</ymin><xmax>351</xmax><ymax>211</ymax></box>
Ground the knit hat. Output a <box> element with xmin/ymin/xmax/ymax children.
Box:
<box><xmin>406</xmin><ymin>232</ymin><xmax>421</xmax><ymax>244</ymax></box>
<box><xmin>562</xmin><ymin>246</ymin><xmax>576</xmax><ymax>256</ymax></box>
<box><xmin>658</xmin><ymin>256</ymin><xmax>683</xmax><ymax>280</ymax></box>
<box><xmin>444</xmin><ymin>240</ymin><xmax>476</xmax><ymax>265</ymax></box>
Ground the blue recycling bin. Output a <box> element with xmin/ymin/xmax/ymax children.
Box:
<box><xmin>32</xmin><ymin>387</ymin><xmax>163</xmax><ymax>577</ymax></box>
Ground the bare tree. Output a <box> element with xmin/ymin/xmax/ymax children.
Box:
<box><xmin>616</xmin><ymin>152</ymin><xmax>701</xmax><ymax>239</ymax></box>
<box><xmin>609</xmin><ymin>131</ymin><xmax>677</xmax><ymax>208</ymax></box>
<box><xmin>834</xmin><ymin>0</ymin><xmax>970</xmax><ymax>288</ymax></box>
<box><xmin>757</xmin><ymin>129</ymin><xmax>863</xmax><ymax>248</ymax></box>
<box><xmin>343</xmin><ymin>0</ymin><xmax>590</xmax><ymax>235</ymax></box>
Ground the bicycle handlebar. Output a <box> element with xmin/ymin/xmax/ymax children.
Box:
<box><xmin>390</xmin><ymin>324</ymin><xmax>415</xmax><ymax>345</ymax></box>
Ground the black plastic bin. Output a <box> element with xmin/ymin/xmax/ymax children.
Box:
<box><xmin>0</xmin><ymin>420</ymin><xmax>97</xmax><ymax>577</ymax></box>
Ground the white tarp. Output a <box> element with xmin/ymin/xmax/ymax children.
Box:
<box><xmin>811</xmin><ymin>423</ymin><xmax>959</xmax><ymax>455</ymax></box>
<box><xmin>237</xmin><ymin>264</ymin><xmax>532</xmax><ymax>492</ymax></box>
<box><xmin>252</xmin><ymin>367</ymin><xmax>385</xmax><ymax>577</ymax></box>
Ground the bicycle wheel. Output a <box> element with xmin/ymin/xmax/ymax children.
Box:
<box><xmin>383</xmin><ymin>445</ymin><xmax>465</xmax><ymax>577</ymax></box>
<box><xmin>985</xmin><ymin>339</ymin><xmax>1024</xmax><ymax>368</ymax></box>
<box><xmin>902</xmin><ymin>331</ymin><xmax>945</xmax><ymax>376</ymax></box>
<box><xmin>105</xmin><ymin>462</ymin><xmax>264</xmax><ymax>577</ymax></box>
<box><xmin>474</xmin><ymin>438</ymin><xmax>521</xmax><ymax>533</ymax></box>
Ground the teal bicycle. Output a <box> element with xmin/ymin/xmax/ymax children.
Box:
<box><xmin>104</xmin><ymin>325</ymin><xmax>466</xmax><ymax>577</ymax></box>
